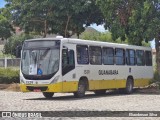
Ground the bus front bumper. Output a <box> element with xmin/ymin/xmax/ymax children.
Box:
<box><xmin>20</xmin><ymin>83</ymin><xmax>63</xmax><ymax>93</ymax></box>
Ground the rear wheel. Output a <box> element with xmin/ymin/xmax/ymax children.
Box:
<box><xmin>94</xmin><ymin>90</ymin><xmax>106</xmax><ymax>95</ymax></box>
<box><xmin>125</xmin><ymin>78</ymin><xmax>133</xmax><ymax>94</ymax></box>
<box><xmin>43</xmin><ymin>92</ymin><xmax>54</xmax><ymax>98</ymax></box>
<box><xmin>74</xmin><ymin>80</ymin><xmax>87</xmax><ymax>98</ymax></box>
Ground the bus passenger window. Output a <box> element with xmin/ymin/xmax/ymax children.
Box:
<box><xmin>136</xmin><ymin>50</ymin><xmax>145</xmax><ymax>66</ymax></box>
<box><xmin>89</xmin><ymin>46</ymin><xmax>102</xmax><ymax>65</ymax></box>
<box><xmin>77</xmin><ymin>45</ymin><xmax>89</xmax><ymax>64</ymax></box>
<box><xmin>115</xmin><ymin>48</ymin><xmax>125</xmax><ymax>65</ymax></box>
<box><xmin>126</xmin><ymin>49</ymin><xmax>135</xmax><ymax>65</ymax></box>
<box><xmin>103</xmin><ymin>47</ymin><xmax>114</xmax><ymax>65</ymax></box>
<box><xmin>145</xmin><ymin>51</ymin><xmax>152</xmax><ymax>66</ymax></box>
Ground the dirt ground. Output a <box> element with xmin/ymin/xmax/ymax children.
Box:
<box><xmin>0</xmin><ymin>83</ymin><xmax>20</xmax><ymax>91</ymax></box>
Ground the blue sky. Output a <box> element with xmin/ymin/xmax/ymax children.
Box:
<box><xmin>0</xmin><ymin>0</ymin><xmax>155</xmax><ymax>48</ymax></box>
<box><xmin>0</xmin><ymin>0</ymin><xmax>6</xmax><ymax>8</ymax></box>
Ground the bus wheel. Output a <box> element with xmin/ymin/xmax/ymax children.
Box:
<box><xmin>74</xmin><ymin>80</ymin><xmax>86</xmax><ymax>98</ymax></box>
<box><xmin>43</xmin><ymin>92</ymin><xmax>54</xmax><ymax>98</ymax></box>
<box><xmin>125</xmin><ymin>78</ymin><xmax>133</xmax><ymax>94</ymax></box>
<box><xmin>94</xmin><ymin>90</ymin><xmax>106</xmax><ymax>95</ymax></box>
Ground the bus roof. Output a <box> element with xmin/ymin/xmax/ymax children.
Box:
<box><xmin>24</xmin><ymin>37</ymin><xmax>152</xmax><ymax>50</ymax></box>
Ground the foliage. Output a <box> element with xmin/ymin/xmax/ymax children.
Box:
<box><xmin>97</xmin><ymin>0</ymin><xmax>160</xmax><ymax>45</ymax></box>
<box><xmin>0</xmin><ymin>14</ymin><xmax>14</xmax><ymax>40</ymax></box>
<box><xmin>150</xmin><ymin>71</ymin><xmax>160</xmax><ymax>89</ymax></box>
<box><xmin>0</xmin><ymin>68</ymin><xmax>19</xmax><ymax>84</ymax></box>
<box><xmin>97</xmin><ymin>0</ymin><xmax>160</xmax><ymax>74</ymax></box>
<box><xmin>80</xmin><ymin>27</ymin><xmax>150</xmax><ymax>46</ymax></box>
<box><xmin>4</xmin><ymin>0</ymin><xmax>104</xmax><ymax>38</ymax></box>
<box><xmin>4</xmin><ymin>33</ymin><xmax>34</xmax><ymax>57</ymax></box>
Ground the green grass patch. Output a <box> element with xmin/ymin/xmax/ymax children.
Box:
<box><xmin>0</xmin><ymin>68</ymin><xmax>19</xmax><ymax>84</ymax></box>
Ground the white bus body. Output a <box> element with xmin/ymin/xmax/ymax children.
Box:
<box><xmin>20</xmin><ymin>38</ymin><xmax>153</xmax><ymax>98</ymax></box>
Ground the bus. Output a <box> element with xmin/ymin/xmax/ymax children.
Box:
<box><xmin>20</xmin><ymin>37</ymin><xmax>153</xmax><ymax>98</ymax></box>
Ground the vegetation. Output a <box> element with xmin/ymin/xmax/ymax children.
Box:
<box><xmin>3</xmin><ymin>0</ymin><xmax>103</xmax><ymax>38</ymax></box>
<box><xmin>0</xmin><ymin>68</ymin><xmax>19</xmax><ymax>84</ymax></box>
<box><xmin>80</xmin><ymin>27</ymin><xmax>150</xmax><ymax>46</ymax></box>
<box><xmin>0</xmin><ymin>14</ymin><xmax>14</xmax><ymax>40</ymax></box>
<box><xmin>97</xmin><ymin>0</ymin><xmax>160</xmax><ymax>75</ymax></box>
<box><xmin>4</xmin><ymin>33</ymin><xmax>34</xmax><ymax>57</ymax></box>
<box><xmin>0</xmin><ymin>0</ymin><xmax>159</xmax><ymax>84</ymax></box>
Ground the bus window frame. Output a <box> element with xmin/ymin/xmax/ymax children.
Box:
<box><xmin>136</xmin><ymin>50</ymin><xmax>145</xmax><ymax>66</ymax></box>
<box><xmin>115</xmin><ymin>48</ymin><xmax>125</xmax><ymax>65</ymax></box>
<box><xmin>89</xmin><ymin>46</ymin><xmax>102</xmax><ymax>65</ymax></box>
<box><xmin>76</xmin><ymin>45</ymin><xmax>89</xmax><ymax>65</ymax></box>
<box><xmin>102</xmin><ymin>47</ymin><xmax>114</xmax><ymax>65</ymax></box>
<box><xmin>126</xmin><ymin>49</ymin><xmax>136</xmax><ymax>66</ymax></box>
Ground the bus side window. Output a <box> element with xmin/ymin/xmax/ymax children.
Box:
<box><xmin>136</xmin><ymin>50</ymin><xmax>145</xmax><ymax>66</ymax></box>
<box><xmin>89</xmin><ymin>46</ymin><xmax>102</xmax><ymax>65</ymax></box>
<box><xmin>145</xmin><ymin>51</ymin><xmax>152</xmax><ymax>66</ymax></box>
<box><xmin>126</xmin><ymin>49</ymin><xmax>135</xmax><ymax>65</ymax></box>
<box><xmin>77</xmin><ymin>45</ymin><xmax>89</xmax><ymax>64</ymax></box>
<box><xmin>115</xmin><ymin>48</ymin><xmax>125</xmax><ymax>65</ymax></box>
<box><xmin>103</xmin><ymin>47</ymin><xmax>114</xmax><ymax>65</ymax></box>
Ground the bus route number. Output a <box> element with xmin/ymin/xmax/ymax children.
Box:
<box><xmin>84</xmin><ymin>70</ymin><xmax>90</xmax><ymax>74</ymax></box>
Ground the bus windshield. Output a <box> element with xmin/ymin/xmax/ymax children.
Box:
<box><xmin>21</xmin><ymin>40</ymin><xmax>60</xmax><ymax>76</ymax></box>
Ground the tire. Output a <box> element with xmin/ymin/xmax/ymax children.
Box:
<box><xmin>74</xmin><ymin>80</ymin><xmax>87</xmax><ymax>98</ymax></box>
<box><xmin>43</xmin><ymin>92</ymin><xmax>54</xmax><ymax>98</ymax></box>
<box><xmin>125</xmin><ymin>78</ymin><xmax>133</xmax><ymax>94</ymax></box>
<box><xmin>94</xmin><ymin>90</ymin><xmax>106</xmax><ymax>95</ymax></box>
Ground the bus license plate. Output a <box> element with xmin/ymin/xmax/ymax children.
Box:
<box><xmin>33</xmin><ymin>89</ymin><xmax>41</xmax><ymax>92</ymax></box>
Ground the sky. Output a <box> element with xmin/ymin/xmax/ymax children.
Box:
<box><xmin>0</xmin><ymin>0</ymin><xmax>155</xmax><ymax>48</ymax></box>
<box><xmin>0</xmin><ymin>0</ymin><xmax>6</xmax><ymax>8</ymax></box>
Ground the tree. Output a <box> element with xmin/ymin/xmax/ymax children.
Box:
<box><xmin>4</xmin><ymin>33</ymin><xmax>34</xmax><ymax>57</ymax></box>
<box><xmin>0</xmin><ymin>14</ymin><xmax>14</xmax><ymax>40</ymax></box>
<box><xmin>97</xmin><ymin>0</ymin><xmax>160</xmax><ymax>74</ymax></box>
<box><xmin>4</xmin><ymin>0</ymin><xmax>103</xmax><ymax>38</ymax></box>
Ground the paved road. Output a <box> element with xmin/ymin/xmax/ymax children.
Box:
<box><xmin>0</xmin><ymin>90</ymin><xmax>160</xmax><ymax>112</ymax></box>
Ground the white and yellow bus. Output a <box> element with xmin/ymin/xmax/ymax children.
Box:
<box><xmin>20</xmin><ymin>37</ymin><xmax>153</xmax><ymax>98</ymax></box>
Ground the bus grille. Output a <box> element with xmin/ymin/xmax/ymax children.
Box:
<box><xmin>26</xmin><ymin>86</ymin><xmax>48</xmax><ymax>91</ymax></box>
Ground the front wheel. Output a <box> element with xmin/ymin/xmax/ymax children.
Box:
<box><xmin>74</xmin><ymin>80</ymin><xmax>86</xmax><ymax>98</ymax></box>
<box><xmin>43</xmin><ymin>92</ymin><xmax>54</xmax><ymax>98</ymax></box>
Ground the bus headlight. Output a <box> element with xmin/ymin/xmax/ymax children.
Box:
<box><xmin>50</xmin><ymin>75</ymin><xmax>60</xmax><ymax>84</ymax></box>
<box><xmin>20</xmin><ymin>78</ymin><xmax>25</xmax><ymax>84</ymax></box>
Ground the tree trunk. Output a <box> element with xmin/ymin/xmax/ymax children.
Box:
<box><xmin>43</xmin><ymin>20</ymin><xmax>47</xmax><ymax>38</ymax></box>
<box><xmin>155</xmin><ymin>32</ymin><xmax>160</xmax><ymax>75</ymax></box>
<box><xmin>65</xmin><ymin>15</ymin><xmax>71</xmax><ymax>38</ymax></box>
<box><xmin>77</xmin><ymin>33</ymin><xmax>79</xmax><ymax>39</ymax></box>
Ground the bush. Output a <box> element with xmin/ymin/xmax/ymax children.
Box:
<box><xmin>151</xmin><ymin>71</ymin><xmax>160</xmax><ymax>83</ymax></box>
<box><xmin>0</xmin><ymin>68</ymin><xmax>19</xmax><ymax>84</ymax></box>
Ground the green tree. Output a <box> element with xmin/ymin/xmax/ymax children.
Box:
<box><xmin>4</xmin><ymin>33</ymin><xmax>34</xmax><ymax>57</ymax></box>
<box><xmin>4</xmin><ymin>0</ymin><xmax>103</xmax><ymax>38</ymax></box>
<box><xmin>0</xmin><ymin>14</ymin><xmax>14</xmax><ymax>40</ymax></box>
<box><xmin>97</xmin><ymin>0</ymin><xmax>160</xmax><ymax>73</ymax></box>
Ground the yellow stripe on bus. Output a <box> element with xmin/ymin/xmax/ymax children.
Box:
<box><xmin>20</xmin><ymin>79</ymin><xmax>150</xmax><ymax>93</ymax></box>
